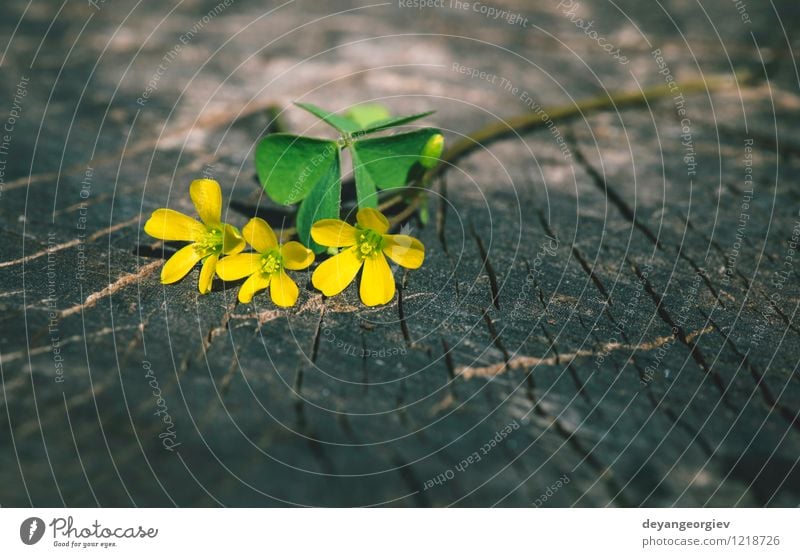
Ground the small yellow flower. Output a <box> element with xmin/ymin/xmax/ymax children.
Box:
<box><xmin>144</xmin><ymin>179</ymin><xmax>245</xmax><ymax>294</ymax></box>
<box><xmin>311</xmin><ymin>208</ymin><xmax>424</xmax><ymax>306</ymax></box>
<box><xmin>216</xmin><ymin>217</ymin><xmax>314</xmax><ymax>306</ymax></box>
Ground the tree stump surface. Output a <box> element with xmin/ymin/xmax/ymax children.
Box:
<box><xmin>1</xmin><ymin>0</ymin><xmax>799</xmax><ymax>506</ymax></box>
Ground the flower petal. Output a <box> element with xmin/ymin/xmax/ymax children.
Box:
<box><xmin>311</xmin><ymin>246</ymin><xmax>362</xmax><ymax>296</ymax></box>
<box><xmin>198</xmin><ymin>254</ymin><xmax>218</xmax><ymax>294</ymax></box>
<box><xmin>238</xmin><ymin>272</ymin><xmax>271</xmax><ymax>304</ymax></box>
<box><xmin>222</xmin><ymin>223</ymin><xmax>245</xmax><ymax>255</ymax></box>
<box><xmin>270</xmin><ymin>270</ymin><xmax>299</xmax><ymax>307</ymax></box>
<box><xmin>215</xmin><ymin>253</ymin><xmax>262</xmax><ymax>281</ymax></box>
<box><xmin>310</xmin><ymin>219</ymin><xmax>357</xmax><ymax>247</ymax></box>
<box><xmin>281</xmin><ymin>241</ymin><xmax>314</xmax><ymax>270</ymax></box>
<box><xmin>161</xmin><ymin>243</ymin><xmax>203</xmax><ymax>284</ymax></box>
<box><xmin>243</xmin><ymin>217</ymin><xmax>277</xmax><ymax>253</ymax></box>
<box><xmin>356</xmin><ymin>207</ymin><xmax>389</xmax><ymax>234</ymax></box>
<box><xmin>144</xmin><ymin>208</ymin><xmax>205</xmax><ymax>242</ymax></box>
<box><xmin>189</xmin><ymin>178</ymin><xmax>222</xmax><ymax>226</ymax></box>
<box><xmin>382</xmin><ymin>234</ymin><xmax>425</xmax><ymax>269</ymax></box>
<box><xmin>360</xmin><ymin>253</ymin><xmax>395</xmax><ymax>306</ymax></box>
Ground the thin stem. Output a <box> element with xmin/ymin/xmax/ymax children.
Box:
<box><xmin>423</xmin><ymin>70</ymin><xmax>750</xmax><ymax>186</ymax></box>
<box><xmin>278</xmin><ymin>70</ymin><xmax>749</xmax><ymax>238</ymax></box>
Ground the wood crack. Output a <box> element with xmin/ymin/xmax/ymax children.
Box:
<box><xmin>471</xmin><ymin>226</ymin><xmax>501</xmax><ymax>310</ymax></box>
<box><xmin>60</xmin><ymin>260</ymin><xmax>162</xmax><ymax>318</ymax></box>
<box><xmin>0</xmin><ymin>216</ymin><xmax>140</xmax><ymax>269</ymax></box>
<box><xmin>630</xmin><ymin>262</ymin><xmax>733</xmax><ymax>409</ymax></box>
<box><xmin>538</xmin><ymin>212</ymin><xmax>612</xmax><ymax>306</ymax></box>
<box><xmin>521</xmin><ymin>362</ymin><xmax>630</xmax><ymax>506</ymax></box>
<box><xmin>571</xmin><ymin>141</ymin><xmax>663</xmax><ymax>249</ymax></box>
<box><xmin>703</xmin><ymin>312</ymin><xmax>800</xmax><ymax>434</ymax></box>
<box><xmin>646</xmin><ymin>390</ymin><xmax>716</xmax><ymax>458</ymax></box>
<box><xmin>458</xmin><ymin>326</ymin><xmax>714</xmax><ymax>380</ymax></box>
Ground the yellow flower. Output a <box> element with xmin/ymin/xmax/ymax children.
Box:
<box><xmin>216</xmin><ymin>217</ymin><xmax>314</xmax><ymax>306</ymax></box>
<box><xmin>144</xmin><ymin>179</ymin><xmax>245</xmax><ymax>294</ymax></box>
<box><xmin>310</xmin><ymin>208</ymin><xmax>424</xmax><ymax>306</ymax></box>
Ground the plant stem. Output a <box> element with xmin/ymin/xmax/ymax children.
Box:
<box><xmin>279</xmin><ymin>71</ymin><xmax>749</xmax><ymax>236</ymax></box>
<box><xmin>425</xmin><ymin>71</ymin><xmax>748</xmax><ymax>185</ymax></box>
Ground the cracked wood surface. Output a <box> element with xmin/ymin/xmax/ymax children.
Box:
<box><xmin>1</xmin><ymin>0</ymin><xmax>799</xmax><ymax>507</ymax></box>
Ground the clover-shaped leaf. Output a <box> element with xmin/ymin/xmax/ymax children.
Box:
<box><xmin>255</xmin><ymin>103</ymin><xmax>442</xmax><ymax>252</ymax></box>
<box><xmin>353</xmin><ymin>111</ymin><xmax>435</xmax><ymax>135</ymax></box>
<box><xmin>351</xmin><ymin>127</ymin><xmax>441</xmax><ymax>192</ymax></box>
<box><xmin>294</xmin><ymin>102</ymin><xmax>360</xmax><ymax>134</ymax></box>
<box><xmin>255</xmin><ymin>134</ymin><xmax>339</xmax><ymax>205</ymax></box>
<box><xmin>345</xmin><ymin>103</ymin><xmax>391</xmax><ymax>128</ymax></box>
<box><xmin>295</xmin><ymin>153</ymin><xmax>341</xmax><ymax>252</ymax></box>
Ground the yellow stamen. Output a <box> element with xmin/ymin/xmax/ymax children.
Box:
<box><xmin>261</xmin><ymin>251</ymin><xmax>283</xmax><ymax>275</ymax></box>
<box><xmin>356</xmin><ymin>228</ymin><xmax>382</xmax><ymax>259</ymax></box>
<box><xmin>196</xmin><ymin>227</ymin><xmax>224</xmax><ymax>254</ymax></box>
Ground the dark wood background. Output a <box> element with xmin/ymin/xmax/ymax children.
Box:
<box><xmin>1</xmin><ymin>0</ymin><xmax>799</xmax><ymax>507</ymax></box>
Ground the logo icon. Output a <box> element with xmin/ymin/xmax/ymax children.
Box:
<box><xmin>20</xmin><ymin>517</ymin><xmax>45</xmax><ymax>545</ymax></box>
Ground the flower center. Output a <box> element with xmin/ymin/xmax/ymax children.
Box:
<box><xmin>356</xmin><ymin>228</ymin><xmax>382</xmax><ymax>259</ymax></box>
<box><xmin>260</xmin><ymin>250</ymin><xmax>283</xmax><ymax>275</ymax></box>
<box><xmin>196</xmin><ymin>227</ymin><xmax>223</xmax><ymax>255</ymax></box>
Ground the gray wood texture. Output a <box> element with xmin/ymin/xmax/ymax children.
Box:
<box><xmin>0</xmin><ymin>0</ymin><xmax>798</xmax><ymax>506</ymax></box>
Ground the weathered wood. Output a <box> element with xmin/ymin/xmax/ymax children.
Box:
<box><xmin>1</xmin><ymin>0</ymin><xmax>798</xmax><ymax>507</ymax></box>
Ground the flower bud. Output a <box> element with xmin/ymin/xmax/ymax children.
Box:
<box><xmin>419</xmin><ymin>133</ymin><xmax>444</xmax><ymax>168</ymax></box>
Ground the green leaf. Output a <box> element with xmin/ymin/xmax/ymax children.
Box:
<box><xmin>345</xmin><ymin>103</ymin><xmax>391</xmax><ymax>129</ymax></box>
<box><xmin>255</xmin><ymin>134</ymin><xmax>339</xmax><ymax>205</ymax></box>
<box><xmin>295</xmin><ymin>153</ymin><xmax>341</xmax><ymax>252</ymax></box>
<box><xmin>350</xmin><ymin>128</ymin><xmax>440</xmax><ymax>190</ymax></box>
<box><xmin>353</xmin><ymin>111</ymin><xmax>434</xmax><ymax>135</ymax></box>
<box><xmin>350</xmin><ymin>148</ymin><xmax>378</xmax><ymax>209</ymax></box>
<box><xmin>294</xmin><ymin>102</ymin><xmax>360</xmax><ymax>134</ymax></box>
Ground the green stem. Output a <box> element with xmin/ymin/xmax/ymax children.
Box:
<box><xmin>283</xmin><ymin>71</ymin><xmax>750</xmax><ymax>235</ymax></box>
<box><xmin>423</xmin><ymin>71</ymin><xmax>750</xmax><ymax>187</ymax></box>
